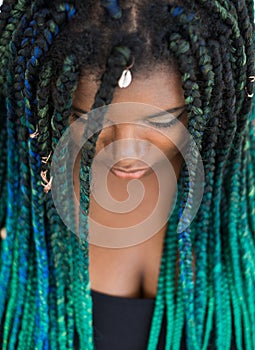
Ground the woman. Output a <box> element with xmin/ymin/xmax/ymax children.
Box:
<box><xmin>0</xmin><ymin>0</ymin><xmax>254</xmax><ymax>349</ymax></box>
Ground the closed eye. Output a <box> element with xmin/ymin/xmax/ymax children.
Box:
<box><xmin>146</xmin><ymin>109</ymin><xmax>187</xmax><ymax>129</ymax></box>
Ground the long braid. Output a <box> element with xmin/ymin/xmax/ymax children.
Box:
<box><xmin>167</xmin><ymin>8</ymin><xmax>215</xmax><ymax>348</ymax></box>
<box><xmin>17</xmin><ymin>4</ymin><xmax>75</xmax><ymax>348</ymax></box>
<box><xmin>0</xmin><ymin>1</ymin><xmax>79</xmax><ymax>349</ymax></box>
<box><xmin>218</xmin><ymin>3</ymin><xmax>255</xmax><ymax>346</ymax></box>
<box><xmin>193</xmin><ymin>38</ymin><xmax>223</xmax><ymax>348</ymax></box>
<box><xmin>0</xmin><ymin>4</ymin><xmax>31</xmax><ymax>318</ymax></box>
<box><xmin>49</xmin><ymin>55</ymin><xmax>84</xmax><ymax>350</ymax></box>
<box><xmin>51</xmin><ymin>58</ymin><xmax>78</xmax><ymax>350</ymax></box>
<box><xmin>0</xmin><ymin>0</ymin><xmax>31</xmax><ymax>90</ymax></box>
<box><xmin>76</xmin><ymin>46</ymin><xmax>132</xmax><ymax>348</ymax></box>
<box><xmin>167</xmin><ymin>27</ymin><xmax>202</xmax><ymax>349</ymax></box>
<box><xmin>227</xmin><ymin>150</ymin><xmax>251</xmax><ymax>349</ymax></box>
<box><xmin>0</xmin><ymin>5</ymin><xmax>36</xmax><ymax>346</ymax></box>
<box><xmin>204</xmin><ymin>34</ymin><xmax>235</xmax><ymax>348</ymax></box>
<box><xmin>17</xmin><ymin>245</ymin><xmax>36</xmax><ymax>350</ymax></box>
<box><xmin>78</xmin><ymin>45</ymin><xmax>132</xmax><ymax>236</ymax></box>
<box><xmin>239</xmin><ymin>138</ymin><xmax>255</xmax><ymax>347</ymax></box>
<box><xmin>21</xmin><ymin>10</ymin><xmax>52</xmax><ymax>347</ymax></box>
<box><xmin>167</xmin><ymin>2</ymin><xmax>254</xmax><ymax>348</ymax></box>
<box><xmin>0</xmin><ymin>98</ymin><xmax>7</xmax><ymax>230</ymax></box>
<box><xmin>163</xmin><ymin>183</ymin><xmax>184</xmax><ymax>350</ymax></box>
<box><xmin>0</xmin><ymin>55</ymin><xmax>21</xmax><ymax>327</ymax></box>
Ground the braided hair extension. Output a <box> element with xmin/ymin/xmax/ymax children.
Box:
<box><xmin>0</xmin><ymin>0</ymin><xmax>31</xmax><ymax>92</ymax></box>
<box><xmin>0</xmin><ymin>96</ymin><xmax>7</xmax><ymax>231</ymax></box>
<box><xmin>0</xmin><ymin>1</ymin><xmax>254</xmax><ymax>349</ymax></box>
<box><xmin>0</xmin><ymin>1</ymin><xmax>80</xmax><ymax>349</ymax></box>
<box><xmin>167</xmin><ymin>3</ymin><xmax>255</xmax><ymax>349</ymax></box>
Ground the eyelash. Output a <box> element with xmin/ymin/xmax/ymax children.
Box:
<box><xmin>147</xmin><ymin>111</ymin><xmax>186</xmax><ymax>129</ymax></box>
<box><xmin>147</xmin><ymin>117</ymin><xmax>179</xmax><ymax>129</ymax></box>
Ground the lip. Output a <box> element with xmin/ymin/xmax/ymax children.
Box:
<box><xmin>110</xmin><ymin>167</ymin><xmax>150</xmax><ymax>179</ymax></box>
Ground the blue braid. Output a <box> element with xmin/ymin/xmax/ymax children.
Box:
<box><xmin>2</xmin><ymin>11</ymin><xmax>38</xmax><ymax>346</ymax></box>
<box><xmin>0</xmin><ymin>97</ymin><xmax>19</xmax><ymax>322</ymax></box>
<box><xmin>172</xmin><ymin>6</ymin><xmax>184</xmax><ymax>17</ymax></box>
<box><xmin>0</xmin><ymin>8</ymin><xmax>31</xmax><ymax>329</ymax></box>
<box><xmin>100</xmin><ymin>0</ymin><xmax>122</xmax><ymax>19</ymax></box>
<box><xmin>8</xmin><ymin>122</ymin><xmax>33</xmax><ymax>347</ymax></box>
<box><xmin>177</xmin><ymin>167</ymin><xmax>199</xmax><ymax>350</ymax></box>
<box><xmin>29</xmin><ymin>144</ymin><xmax>49</xmax><ymax>348</ymax></box>
<box><xmin>21</xmin><ymin>6</ymin><xmax>76</xmax><ymax>347</ymax></box>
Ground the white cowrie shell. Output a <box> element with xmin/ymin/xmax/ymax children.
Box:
<box><xmin>118</xmin><ymin>69</ymin><xmax>132</xmax><ymax>88</ymax></box>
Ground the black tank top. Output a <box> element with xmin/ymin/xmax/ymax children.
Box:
<box><xmin>74</xmin><ymin>289</ymin><xmax>238</xmax><ymax>349</ymax></box>
<box><xmin>90</xmin><ymin>288</ymin><xmax>171</xmax><ymax>350</ymax></box>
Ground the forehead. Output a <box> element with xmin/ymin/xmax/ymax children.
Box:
<box><xmin>73</xmin><ymin>66</ymin><xmax>185</xmax><ymax>112</ymax></box>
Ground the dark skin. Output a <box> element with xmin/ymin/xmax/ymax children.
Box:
<box><xmin>71</xmin><ymin>65</ymin><xmax>194</xmax><ymax>298</ymax></box>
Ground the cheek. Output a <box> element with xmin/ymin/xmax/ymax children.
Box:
<box><xmin>143</xmin><ymin>125</ymin><xmax>187</xmax><ymax>163</ymax></box>
<box><xmin>95</xmin><ymin>126</ymin><xmax>115</xmax><ymax>154</ymax></box>
<box><xmin>69</xmin><ymin>119</ymin><xmax>87</xmax><ymax>149</ymax></box>
<box><xmin>69</xmin><ymin>120</ymin><xmax>113</xmax><ymax>151</ymax></box>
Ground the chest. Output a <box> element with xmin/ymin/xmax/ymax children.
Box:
<box><xmin>88</xmin><ymin>224</ymin><xmax>171</xmax><ymax>298</ymax></box>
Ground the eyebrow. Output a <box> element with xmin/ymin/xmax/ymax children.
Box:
<box><xmin>71</xmin><ymin>105</ymin><xmax>187</xmax><ymax>119</ymax></box>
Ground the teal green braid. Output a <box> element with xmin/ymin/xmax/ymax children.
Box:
<box><xmin>0</xmin><ymin>98</ymin><xmax>7</xmax><ymax>230</ymax></box>
<box><xmin>161</xmin><ymin>184</ymin><xmax>185</xmax><ymax>350</ymax></box>
<box><xmin>227</xmin><ymin>151</ymin><xmax>251</xmax><ymax>349</ymax></box>
<box><xmin>196</xmin><ymin>38</ymin><xmax>224</xmax><ymax>348</ymax></box>
<box><xmin>147</xmin><ymin>188</ymin><xmax>182</xmax><ymax>350</ymax></box>
<box><xmin>167</xmin><ymin>3</ymin><xmax>254</xmax><ymax>349</ymax></box>
<box><xmin>77</xmin><ymin>47</ymin><xmax>132</xmax><ymax>348</ymax></box>
<box><xmin>0</xmin><ymin>2</ymin><xmax>80</xmax><ymax>349</ymax></box>
<box><xmin>0</xmin><ymin>52</ymin><xmax>22</xmax><ymax>328</ymax></box>
<box><xmin>171</xmin><ymin>10</ymin><xmax>216</xmax><ymax>348</ymax></box>
<box><xmin>0</xmin><ymin>0</ymin><xmax>29</xmax><ymax>321</ymax></box>
<box><xmin>8</xmin><ymin>4</ymin><xmax>77</xmax><ymax>348</ymax></box>
<box><xmin>1</xmin><ymin>7</ymin><xmax>42</xmax><ymax>348</ymax></box>
<box><xmin>205</xmin><ymin>37</ymin><xmax>233</xmax><ymax>347</ymax></box>
<box><xmin>168</xmin><ymin>17</ymin><xmax>212</xmax><ymax>348</ymax></box>
<box><xmin>51</xmin><ymin>57</ymin><xmax>78</xmax><ymax>350</ymax></box>
<box><xmin>49</xmin><ymin>55</ymin><xmax>93</xmax><ymax>350</ymax></box>
<box><xmin>239</xmin><ymin>138</ymin><xmax>255</xmax><ymax>347</ymax></box>
<box><xmin>17</xmin><ymin>247</ymin><xmax>36</xmax><ymax>350</ymax></box>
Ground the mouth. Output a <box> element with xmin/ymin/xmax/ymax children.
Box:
<box><xmin>110</xmin><ymin>166</ymin><xmax>151</xmax><ymax>179</ymax></box>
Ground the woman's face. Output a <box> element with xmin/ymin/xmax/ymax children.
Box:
<box><xmin>70</xmin><ymin>66</ymin><xmax>188</xmax><ymax>180</ymax></box>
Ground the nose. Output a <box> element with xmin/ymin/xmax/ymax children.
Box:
<box><xmin>106</xmin><ymin>123</ymin><xmax>149</xmax><ymax>166</ymax></box>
